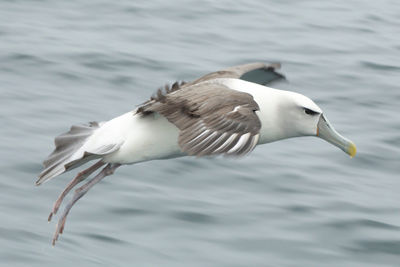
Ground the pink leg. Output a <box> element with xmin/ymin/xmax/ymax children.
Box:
<box><xmin>52</xmin><ymin>163</ymin><xmax>121</xmax><ymax>246</ymax></box>
<box><xmin>48</xmin><ymin>160</ymin><xmax>105</xmax><ymax>222</ymax></box>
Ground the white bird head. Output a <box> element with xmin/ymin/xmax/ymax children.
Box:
<box><xmin>276</xmin><ymin>91</ymin><xmax>356</xmax><ymax>157</ymax></box>
<box><xmin>224</xmin><ymin>78</ymin><xmax>357</xmax><ymax>157</ymax></box>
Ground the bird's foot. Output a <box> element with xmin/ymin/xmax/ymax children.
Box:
<box><xmin>51</xmin><ymin>163</ymin><xmax>120</xmax><ymax>246</ymax></box>
<box><xmin>47</xmin><ymin>160</ymin><xmax>105</xmax><ymax>222</ymax></box>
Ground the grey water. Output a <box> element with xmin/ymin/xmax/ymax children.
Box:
<box><xmin>1</xmin><ymin>0</ymin><xmax>399</xmax><ymax>266</ymax></box>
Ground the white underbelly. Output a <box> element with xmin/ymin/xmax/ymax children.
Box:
<box><xmin>98</xmin><ymin>111</ymin><xmax>183</xmax><ymax>164</ymax></box>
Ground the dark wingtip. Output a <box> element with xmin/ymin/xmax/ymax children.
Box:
<box><xmin>240</xmin><ymin>63</ymin><xmax>286</xmax><ymax>85</ymax></box>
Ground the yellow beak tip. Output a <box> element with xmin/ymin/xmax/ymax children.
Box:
<box><xmin>348</xmin><ymin>143</ymin><xmax>357</xmax><ymax>158</ymax></box>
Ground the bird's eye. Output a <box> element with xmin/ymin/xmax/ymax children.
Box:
<box><xmin>304</xmin><ymin>108</ymin><xmax>318</xmax><ymax>116</ymax></box>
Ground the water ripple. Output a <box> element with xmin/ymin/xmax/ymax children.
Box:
<box><xmin>171</xmin><ymin>211</ymin><xmax>218</xmax><ymax>224</ymax></box>
<box><xmin>348</xmin><ymin>240</ymin><xmax>400</xmax><ymax>255</ymax></box>
<box><xmin>0</xmin><ymin>0</ymin><xmax>399</xmax><ymax>266</ymax></box>
<box><xmin>361</xmin><ymin>61</ymin><xmax>400</xmax><ymax>71</ymax></box>
<box><xmin>83</xmin><ymin>233</ymin><xmax>128</xmax><ymax>245</ymax></box>
<box><xmin>326</xmin><ymin>219</ymin><xmax>400</xmax><ymax>230</ymax></box>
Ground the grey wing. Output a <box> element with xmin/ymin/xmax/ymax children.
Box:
<box><xmin>143</xmin><ymin>83</ymin><xmax>261</xmax><ymax>157</ymax></box>
<box><xmin>137</xmin><ymin>62</ymin><xmax>285</xmax><ymax>112</ymax></box>
<box><xmin>36</xmin><ymin>122</ymin><xmax>122</xmax><ymax>185</ymax></box>
<box><xmin>186</xmin><ymin>62</ymin><xmax>285</xmax><ymax>87</ymax></box>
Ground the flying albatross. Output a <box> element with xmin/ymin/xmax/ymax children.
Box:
<box><xmin>37</xmin><ymin>62</ymin><xmax>356</xmax><ymax>245</ymax></box>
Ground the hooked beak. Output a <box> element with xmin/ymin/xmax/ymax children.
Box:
<box><xmin>317</xmin><ymin>114</ymin><xmax>356</xmax><ymax>158</ymax></box>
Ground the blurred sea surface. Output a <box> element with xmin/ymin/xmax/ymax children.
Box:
<box><xmin>0</xmin><ymin>0</ymin><xmax>400</xmax><ymax>266</ymax></box>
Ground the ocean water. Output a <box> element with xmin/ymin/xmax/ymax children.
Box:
<box><xmin>1</xmin><ymin>0</ymin><xmax>399</xmax><ymax>266</ymax></box>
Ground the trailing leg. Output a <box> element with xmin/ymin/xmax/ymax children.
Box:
<box><xmin>48</xmin><ymin>160</ymin><xmax>105</xmax><ymax>221</ymax></box>
<box><xmin>52</xmin><ymin>163</ymin><xmax>121</xmax><ymax>246</ymax></box>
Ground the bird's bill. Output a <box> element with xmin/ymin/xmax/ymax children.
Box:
<box><xmin>317</xmin><ymin>114</ymin><xmax>356</xmax><ymax>158</ymax></box>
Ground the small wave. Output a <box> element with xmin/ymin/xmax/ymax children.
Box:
<box><xmin>348</xmin><ymin>240</ymin><xmax>400</xmax><ymax>255</ymax></box>
<box><xmin>84</xmin><ymin>233</ymin><xmax>128</xmax><ymax>244</ymax></box>
<box><xmin>171</xmin><ymin>211</ymin><xmax>217</xmax><ymax>224</ymax></box>
<box><xmin>4</xmin><ymin>53</ymin><xmax>53</xmax><ymax>66</ymax></box>
<box><xmin>361</xmin><ymin>61</ymin><xmax>400</xmax><ymax>71</ymax></box>
<box><xmin>326</xmin><ymin>219</ymin><xmax>399</xmax><ymax>230</ymax></box>
<box><xmin>109</xmin><ymin>207</ymin><xmax>152</xmax><ymax>216</ymax></box>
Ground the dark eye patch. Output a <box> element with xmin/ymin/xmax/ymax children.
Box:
<box><xmin>304</xmin><ymin>108</ymin><xmax>319</xmax><ymax>116</ymax></box>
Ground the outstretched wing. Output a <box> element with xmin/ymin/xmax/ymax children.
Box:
<box><xmin>138</xmin><ymin>62</ymin><xmax>284</xmax><ymax>111</ymax></box>
<box><xmin>139</xmin><ymin>82</ymin><xmax>261</xmax><ymax>157</ymax></box>
<box><xmin>185</xmin><ymin>62</ymin><xmax>285</xmax><ymax>87</ymax></box>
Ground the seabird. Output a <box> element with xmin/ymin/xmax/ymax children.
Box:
<box><xmin>37</xmin><ymin>62</ymin><xmax>356</xmax><ymax>245</ymax></box>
